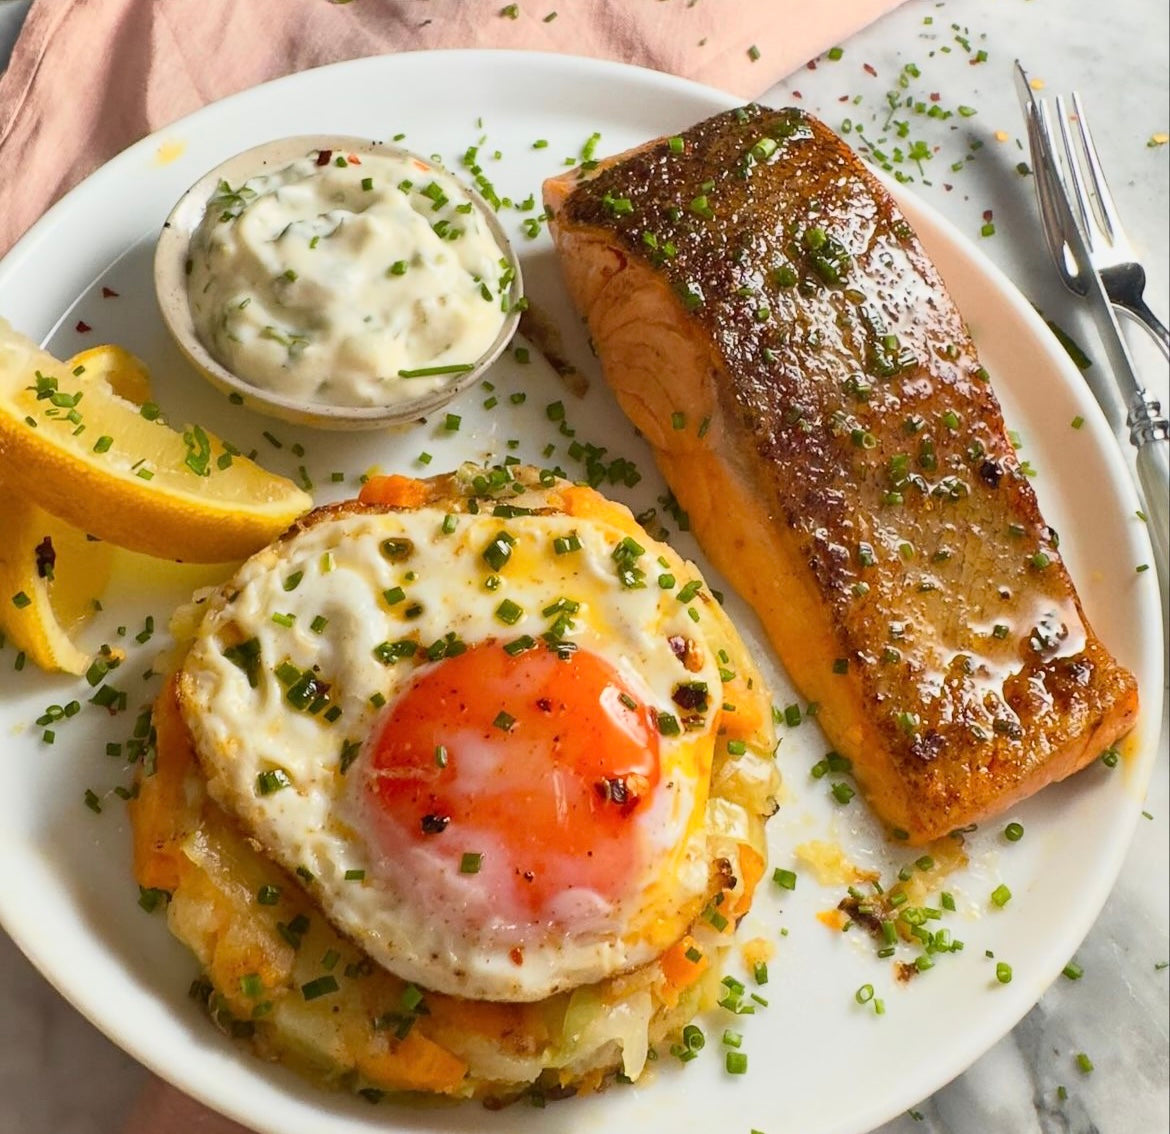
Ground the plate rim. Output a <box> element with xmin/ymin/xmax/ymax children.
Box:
<box><xmin>0</xmin><ymin>47</ymin><xmax>1162</xmax><ymax>1134</ymax></box>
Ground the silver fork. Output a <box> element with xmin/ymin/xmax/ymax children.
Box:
<box><xmin>1017</xmin><ymin>62</ymin><xmax>1169</xmax><ymax>616</ymax></box>
<box><xmin>1015</xmin><ymin>63</ymin><xmax>1170</xmax><ymax>360</ymax></box>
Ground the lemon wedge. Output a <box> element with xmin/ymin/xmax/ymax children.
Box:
<box><xmin>1</xmin><ymin>342</ymin><xmax>145</xmax><ymax>673</ymax></box>
<box><xmin>0</xmin><ymin>319</ymin><xmax>312</xmax><ymax>563</ymax></box>
<box><xmin>0</xmin><ymin>498</ymin><xmax>113</xmax><ymax>675</ymax></box>
<box><xmin>68</xmin><ymin>343</ymin><xmax>153</xmax><ymax>405</ymax></box>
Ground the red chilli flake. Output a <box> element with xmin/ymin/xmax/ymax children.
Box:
<box><xmin>930</xmin><ymin>92</ymin><xmax>941</xmax><ymax>102</ymax></box>
<box><xmin>315</xmin><ymin>149</ymin><xmax>332</xmax><ymax>166</ymax></box>
<box><xmin>983</xmin><ymin>209</ymin><xmax>994</xmax><ymax>222</ymax></box>
<box><xmin>806</xmin><ymin>59</ymin><xmax>818</xmax><ymax>71</ymax></box>
<box><xmin>101</xmin><ymin>286</ymin><xmax>119</xmax><ymax>298</ymax></box>
<box><xmin>75</xmin><ymin>320</ymin><xmax>91</xmax><ymax>333</ymax></box>
<box><xmin>863</xmin><ymin>62</ymin><xmax>878</xmax><ymax>77</ymax></box>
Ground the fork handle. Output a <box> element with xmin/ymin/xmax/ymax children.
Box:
<box><xmin>1129</xmin><ymin>395</ymin><xmax>1170</xmax><ymax>621</ymax></box>
<box><xmin>1116</xmin><ymin>299</ymin><xmax>1170</xmax><ymax>362</ymax></box>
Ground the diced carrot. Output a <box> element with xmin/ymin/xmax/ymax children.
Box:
<box><xmin>729</xmin><ymin>843</ymin><xmax>766</xmax><ymax>916</ymax></box>
<box><xmin>817</xmin><ymin>908</ymin><xmax>848</xmax><ymax>931</ymax></box>
<box><xmin>658</xmin><ymin>934</ymin><xmax>709</xmax><ymax>1007</ymax></box>
<box><xmin>569</xmin><ymin>1067</ymin><xmax>607</xmax><ymax>1096</ymax></box>
<box><xmin>210</xmin><ymin>918</ymin><xmax>296</xmax><ymax>1015</ymax></box>
<box><xmin>358</xmin><ymin>475</ymin><xmax>433</xmax><ymax>509</ymax></box>
<box><xmin>129</xmin><ymin>675</ymin><xmax>197</xmax><ymax>891</ymax></box>
<box><xmin>357</xmin><ymin>1029</ymin><xmax>468</xmax><ymax>1094</ymax></box>
<box><xmin>718</xmin><ymin>673</ymin><xmax>767</xmax><ymax>739</ymax></box>
<box><xmin>559</xmin><ymin>483</ymin><xmax>639</xmax><ymax>534</ymax></box>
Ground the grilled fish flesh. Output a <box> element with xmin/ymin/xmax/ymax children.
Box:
<box><xmin>544</xmin><ymin>105</ymin><xmax>1139</xmax><ymax>843</ymax></box>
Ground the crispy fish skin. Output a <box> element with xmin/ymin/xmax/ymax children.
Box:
<box><xmin>544</xmin><ymin>105</ymin><xmax>1138</xmax><ymax>843</ymax></box>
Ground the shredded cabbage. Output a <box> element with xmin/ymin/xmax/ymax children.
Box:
<box><xmin>560</xmin><ymin>984</ymin><xmax>655</xmax><ymax>1080</ymax></box>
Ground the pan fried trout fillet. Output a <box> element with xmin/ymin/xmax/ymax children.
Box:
<box><xmin>544</xmin><ymin>105</ymin><xmax>1138</xmax><ymax>844</ymax></box>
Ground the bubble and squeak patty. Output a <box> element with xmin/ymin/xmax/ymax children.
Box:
<box><xmin>131</xmin><ymin>465</ymin><xmax>780</xmax><ymax>1102</ymax></box>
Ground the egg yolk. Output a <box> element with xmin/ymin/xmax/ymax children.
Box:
<box><xmin>365</xmin><ymin>642</ymin><xmax>661</xmax><ymax>919</ymax></box>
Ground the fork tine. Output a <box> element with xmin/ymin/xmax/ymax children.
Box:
<box><xmin>1052</xmin><ymin>94</ymin><xmax>1097</xmax><ymax>249</ymax></box>
<box><xmin>1017</xmin><ymin>60</ymin><xmax>1170</xmax><ymax>362</ymax></box>
<box><xmin>1069</xmin><ymin>90</ymin><xmax>1124</xmax><ymax>245</ymax></box>
<box><xmin>1033</xmin><ymin>95</ymin><xmax>1086</xmax><ymax>280</ymax></box>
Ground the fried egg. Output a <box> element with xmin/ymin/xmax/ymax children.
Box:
<box><xmin>178</xmin><ymin>466</ymin><xmax>764</xmax><ymax>1003</ymax></box>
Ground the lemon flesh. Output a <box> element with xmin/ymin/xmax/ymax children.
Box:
<box><xmin>0</xmin><ymin>498</ymin><xmax>113</xmax><ymax>675</ymax></box>
<box><xmin>68</xmin><ymin>343</ymin><xmax>153</xmax><ymax>405</ymax></box>
<box><xmin>0</xmin><ymin>319</ymin><xmax>312</xmax><ymax>563</ymax></box>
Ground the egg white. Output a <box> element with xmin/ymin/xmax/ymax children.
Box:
<box><xmin>180</xmin><ymin>490</ymin><xmax>731</xmax><ymax>1001</ymax></box>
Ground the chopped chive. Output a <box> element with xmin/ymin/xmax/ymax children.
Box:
<box><xmin>831</xmin><ymin>782</ymin><xmax>855</xmax><ymax>805</ymax></box>
<box><xmin>256</xmin><ymin>769</ymin><xmax>292</xmax><ymax>796</ymax></box>
<box><xmin>482</xmin><ymin>531</ymin><xmax>515</xmax><ymax>572</ymax></box>
<box><xmin>339</xmin><ymin>739</ymin><xmax>362</xmax><ymax>774</ymax></box>
<box><xmin>137</xmin><ymin>886</ymin><xmax>170</xmax><ymax>913</ymax></box>
<box><xmin>398</xmin><ymin>363</ymin><xmax>474</xmax><ymax>379</ymax></box>
<box><xmin>725</xmin><ymin>1050</ymin><xmax>748</xmax><ymax>1074</ymax></box>
<box><xmin>301</xmin><ymin>975</ymin><xmax>340</xmax><ymax>1001</ymax></box>
<box><xmin>495</xmin><ymin>598</ymin><xmax>524</xmax><ymax>625</ymax></box>
<box><xmin>656</xmin><ymin>712</ymin><xmax>680</xmax><ymax>737</ymax></box>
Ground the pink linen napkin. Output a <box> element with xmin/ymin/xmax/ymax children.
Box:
<box><xmin>1</xmin><ymin>1</ymin><xmax>904</xmax><ymax>1131</ymax></box>
<box><xmin>0</xmin><ymin>0</ymin><xmax>904</xmax><ymax>258</ymax></box>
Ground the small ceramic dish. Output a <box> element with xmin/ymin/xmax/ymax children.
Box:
<box><xmin>154</xmin><ymin>135</ymin><xmax>524</xmax><ymax>431</ymax></box>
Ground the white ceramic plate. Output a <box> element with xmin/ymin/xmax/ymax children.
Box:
<box><xmin>0</xmin><ymin>51</ymin><xmax>1162</xmax><ymax>1134</ymax></box>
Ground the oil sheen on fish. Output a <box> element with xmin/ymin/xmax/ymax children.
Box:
<box><xmin>543</xmin><ymin>105</ymin><xmax>1138</xmax><ymax>844</ymax></box>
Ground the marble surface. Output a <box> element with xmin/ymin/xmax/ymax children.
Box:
<box><xmin>0</xmin><ymin>1</ymin><xmax>1166</xmax><ymax>1132</ymax></box>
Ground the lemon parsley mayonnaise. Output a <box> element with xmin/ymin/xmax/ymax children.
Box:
<box><xmin>186</xmin><ymin>146</ymin><xmax>516</xmax><ymax>408</ymax></box>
